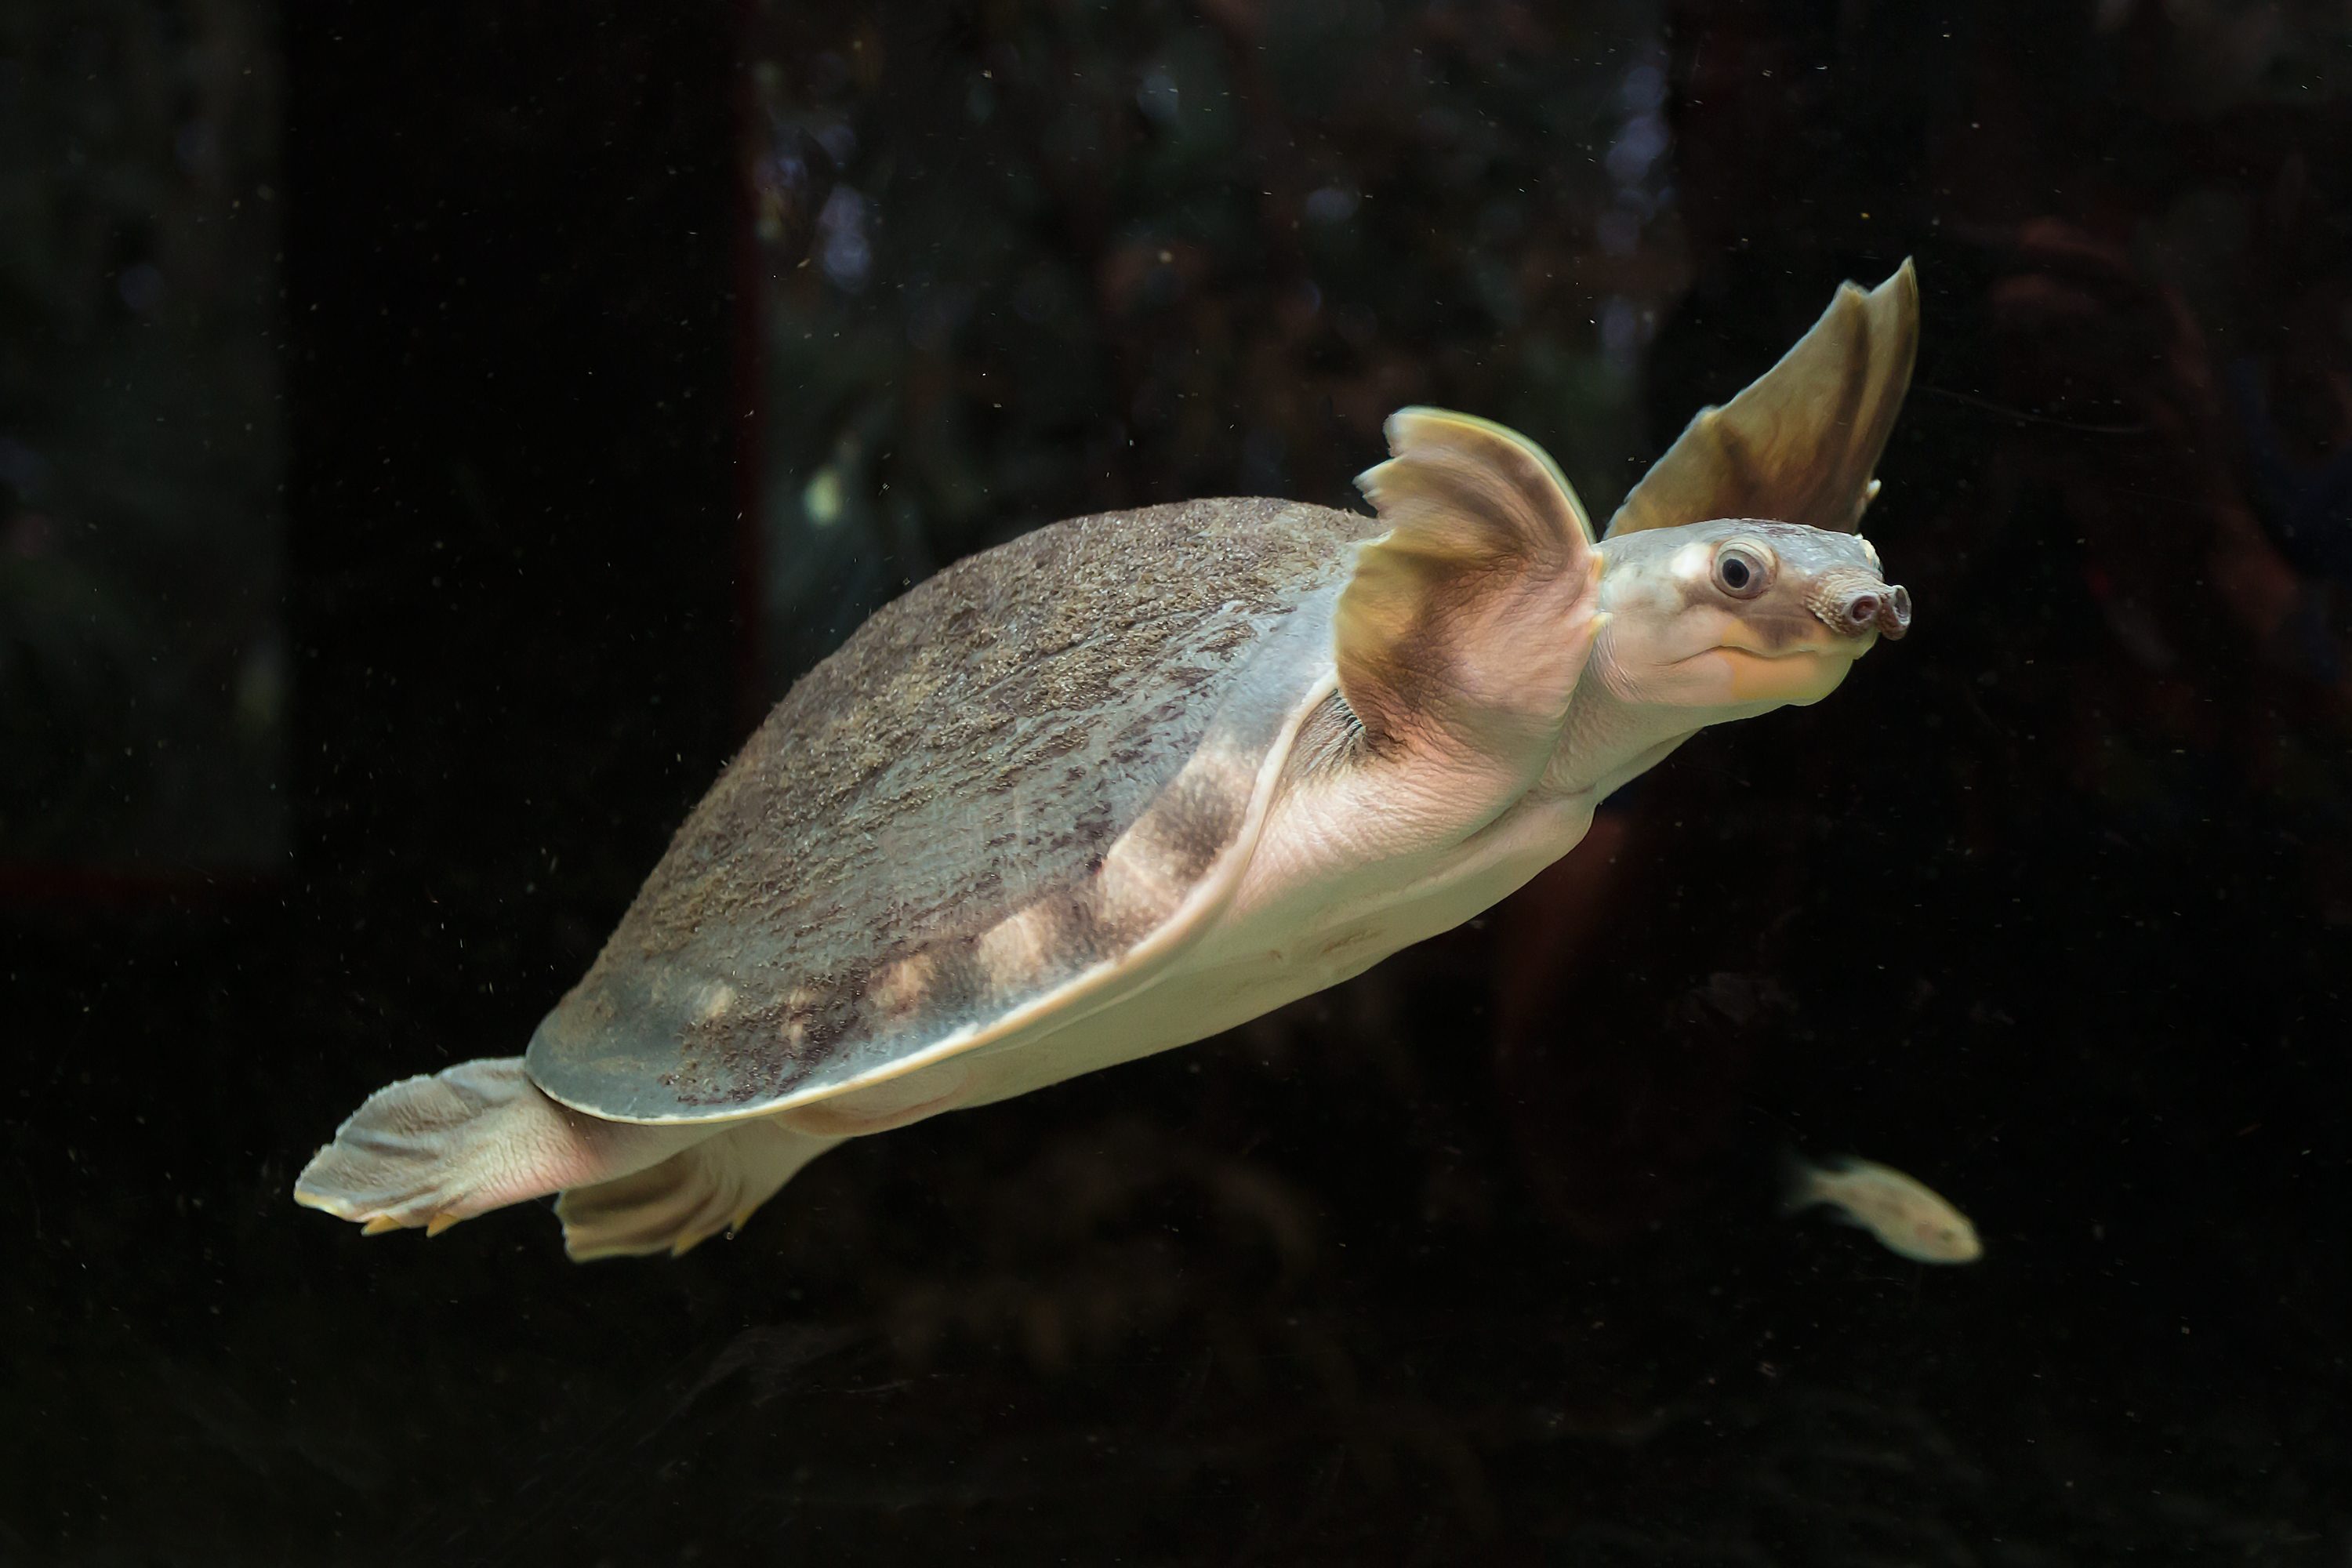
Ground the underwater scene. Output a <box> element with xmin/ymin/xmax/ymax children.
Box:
<box><xmin>5</xmin><ymin>1</ymin><xmax>2350</xmax><ymax>1563</ymax></box>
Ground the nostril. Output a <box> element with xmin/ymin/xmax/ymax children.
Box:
<box><xmin>1876</xmin><ymin>583</ymin><xmax>1912</xmax><ymax>640</ymax></box>
<box><xmin>1808</xmin><ymin>575</ymin><xmax>1911</xmax><ymax>639</ymax></box>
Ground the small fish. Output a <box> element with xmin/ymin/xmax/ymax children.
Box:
<box><xmin>1783</xmin><ymin>1152</ymin><xmax>1982</xmax><ymax>1265</ymax></box>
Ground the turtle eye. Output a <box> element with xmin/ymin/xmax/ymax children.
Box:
<box><xmin>1712</xmin><ymin>543</ymin><xmax>1772</xmax><ymax>599</ymax></box>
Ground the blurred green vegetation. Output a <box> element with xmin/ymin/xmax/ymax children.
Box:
<box><xmin>0</xmin><ymin>0</ymin><xmax>283</xmax><ymax>869</ymax></box>
<box><xmin>750</xmin><ymin>0</ymin><xmax>1681</xmax><ymax>690</ymax></box>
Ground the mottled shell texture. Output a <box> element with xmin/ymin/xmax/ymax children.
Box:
<box><xmin>526</xmin><ymin>498</ymin><xmax>1370</xmax><ymax>1121</ymax></box>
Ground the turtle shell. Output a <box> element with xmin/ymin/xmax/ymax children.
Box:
<box><xmin>524</xmin><ymin>497</ymin><xmax>1370</xmax><ymax>1122</ymax></box>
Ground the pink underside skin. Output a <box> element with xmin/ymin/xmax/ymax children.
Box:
<box><xmin>292</xmin><ymin>1057</ymin><xmax>708</xmax><ymax>1231</ymax></box>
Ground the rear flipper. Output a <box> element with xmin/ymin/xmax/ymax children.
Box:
<box><xmin>294</xmin><ymin>1057</ymin><xmax>706</xmax><ymax>1238</ymax></box>
<box><xmin>555</xmin><ymin>1120</ymin><xmax>839</xmax><ymax>1261</ymax></box>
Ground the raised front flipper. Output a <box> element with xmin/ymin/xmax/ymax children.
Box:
<box><xmin>1607</xmin><ymin>260</ymin><xmax>1918</xmax><ymax>539</ymax></box>
<box><xmin>1339</xmin><ymin>408</ymin><xmax>1605</xmax><ymax>760</ymax></box>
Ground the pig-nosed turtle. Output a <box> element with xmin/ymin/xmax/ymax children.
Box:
<box><xmin>296</xmin><ymin>262</ymin><xmax>1920</xmax><ymax>1261</ymax></box>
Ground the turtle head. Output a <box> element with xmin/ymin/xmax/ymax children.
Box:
<box><xmin>1589</xmin><ymin>519</ymin><xmax>1908</xmax><ymax>717</ymax></box>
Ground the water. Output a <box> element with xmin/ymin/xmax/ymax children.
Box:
<box><xmin>5</xmin><ymin>2</ymin><xmax>2349</xmax><ymax>1563</ymax></box>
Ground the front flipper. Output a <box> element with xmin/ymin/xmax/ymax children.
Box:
<box><xmin>1607</xmin><ymin>260</ymin><xmax>1918</xmax><ymax>539</ymax></box>
<box><xmin>1339</xmin><ymin>408</ymin><xmax>1604</xmax><ymax>757</ymax></box>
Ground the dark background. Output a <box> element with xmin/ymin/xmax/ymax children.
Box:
<box><xmin>6</xmin><ymin>1</ymin><xmax>2350</xmax><ymax>1563</ymax></box>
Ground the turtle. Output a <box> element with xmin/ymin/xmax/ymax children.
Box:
<box><xmin>296</xmin><ymin>260</ymin><xmax>1921</xmax><ymax>1261</ymax></box>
